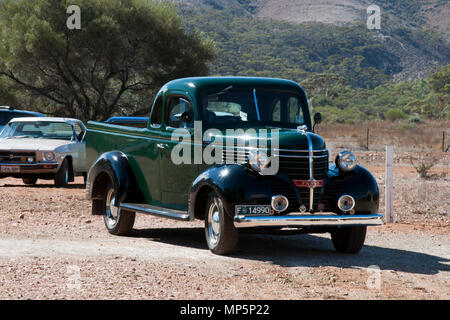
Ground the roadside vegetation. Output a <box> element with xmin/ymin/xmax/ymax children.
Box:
<box><xmin>179</xmin><ymin>5</ymin><xmax>450</xmax><ymax>124</ymax></box>
<box><xmin>0</xmin><ymin>0</ymin><xmax>448</xmax><ymax>124</ymax></box>
<box><xmin>0</xmin><ymin>0</ymin><xmax>213</xmax><ymax>122</ymax></box>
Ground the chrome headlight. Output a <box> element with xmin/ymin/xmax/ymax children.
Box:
<box><xmin>337</xmin><ymin>195</ymin><xmax>355</xmax><ymax>212</ymax></box>
<box><xmin>271</xmin><ymin>195</ymin><xmax>289</xmax><ymax>212</ymax></box>
<box><xmin>43</xmin><ymin>152</ymin><xmax>56</xmax><ymax>162</ymax></box>
<box><xmin>335</xmin><ymin>150</ymin><xmax>357</xmax><ymax>172</ymax></box>
<box><xmin>248</xmin><ymin>150</ymin><xmax>270</xmax><ymax>173</ymax></box>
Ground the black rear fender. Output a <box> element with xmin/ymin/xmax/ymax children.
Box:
<box><xmin>86</xmin><ymin>151</ymin><xmax>143</xmax><ymax>215</ymax></box>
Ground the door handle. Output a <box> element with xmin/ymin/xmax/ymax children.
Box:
<box><xmin>156</xmin><ymin>143</ymin><xmax>169</xmax><ymax>149</ymax></box>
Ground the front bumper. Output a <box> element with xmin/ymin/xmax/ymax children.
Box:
<box><xmin>234</xmin><ymin>213</ymin><xmax>383</xmax><ymax>228</ymax></box>
<box><xmin>0</xmin><ymin>162</ymin><xmax>60</xmax><ymax>175</ymax></box>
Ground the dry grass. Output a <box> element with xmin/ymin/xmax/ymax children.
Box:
<box><xmin>353</xmin><ymin>150</ymin><xmax>450</xmax><ymax>227</ymax></box>
<box><xmin>318</xmin><ymin>120</ymin><xmax>450</xmax><ymax>152</ymax></box>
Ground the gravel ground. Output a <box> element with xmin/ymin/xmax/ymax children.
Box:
<box><xmin>0</xmin><ymin>153</ymin><xmax>449</xmax><ymax>300</ymax></box>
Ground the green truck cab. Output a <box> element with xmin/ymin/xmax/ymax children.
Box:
<box><xmin>86</xmin><ymin>77</ymin><xmax>382</xmax><ymax>255</ymax></box>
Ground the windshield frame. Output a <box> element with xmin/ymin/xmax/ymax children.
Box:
<box><xmin>198</xmin><ymin>87</ymin><xmax>312</xmax><ymax>130</ymax></box>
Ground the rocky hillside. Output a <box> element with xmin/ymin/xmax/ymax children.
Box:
<box><xmin>172</xmin><ymin>0</ymin><xmax>449</xmax><ymax>82</ymax></box>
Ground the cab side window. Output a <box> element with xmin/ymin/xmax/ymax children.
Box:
<box><xmin>150</xmin><ymin>96</ymin><xmax>163</xmax><ymax>127</ymax></box>
<box><xmin>166</xmin><ymin>96</ymin><xmax>193</xmax><ymax>129</ymax></box>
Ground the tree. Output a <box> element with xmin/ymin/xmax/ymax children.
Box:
<box><xmin>0</xmin><ymin>0</ymin><xmax>213</xmax><ymax>122</ymax></box>
<box><xmin>429</xmin><ymin>64</ymin><xmax>450</xmax><ymax>95</ymax></box>
<box><xmin>0</xmin><ymin>78</ymin><xmax>18</xmax><ymax>106</ymax></box>
<box><xmin>302</xmin><ymin>73</ymin><xmax>347</xmax><ymax>98</ymax></box>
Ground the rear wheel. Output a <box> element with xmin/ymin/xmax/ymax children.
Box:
<box><xmin>331</xmin><ymin>226</ymin><xmax>367</xmax><ymax>254</ymax></box>
<box><xmin>204</xmin><ymin>192</ymin><xmax>238</xmax><ymax>255</ymax></box>
<box><xmin>22</xmin><ymin>177</ymin><xmax>37</xmax><ymax>185</ymax></box>
<box><xmin>54</xmin><ymin>158</ymin><xmax>69</xmax><ymax>187</ymax></box>
<box><xmin>102</xmin><ymin>183</ymin><xmax>135</xmax><ymax>235</ymax></box>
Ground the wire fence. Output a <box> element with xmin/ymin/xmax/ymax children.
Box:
<box><xmin>317</xmin><ymin>121</ymin><xmax>450</xmax><ymax>153</ymax></box>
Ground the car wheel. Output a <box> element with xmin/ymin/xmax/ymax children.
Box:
<box><xmin>54</xmin><ymin>158</ymin><xmax>69</xmax><ymax>187</ymax></box>
<box><xmin>204</xmin><ymin>192</ymin><xmax>238</xmax><ymax>255</ymax></box>
<box><xmin>331</xmin><ymin>226</ymin><xmax>367</xmax><ymax>254</ymax></box>
<box><xmin>22</xmin><ymin>177</ymin><xmax>37</xmax><ymax>185</ymax></box>
<box><xmin>102</xmin><ymin>183</ymin><xmax>135</xmax><ymax>235</ymax></box>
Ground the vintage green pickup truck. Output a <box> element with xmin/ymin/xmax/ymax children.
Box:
<box><xmin>86</xmin><ymin>77</ymin><xmax>382</xmax><ymax>255</ymax></box>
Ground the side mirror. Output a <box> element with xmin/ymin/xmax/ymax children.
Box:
<box><xmin>313</xmin><ymin>112</ymin><xmax>322</xmax><ymax>132</ymax></box>
<box><xmin>180</xmin><ymin>110</ymin><xmax>194</xmax><ymax>123</ymax></box>
<box><xmin>314</xmin><ymin>112</ymin><xmax>323</xmax><ymax>124</ymax></box>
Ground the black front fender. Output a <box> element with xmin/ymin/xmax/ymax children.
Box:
<box><xmin>325</xmin><ymin>164</ymin><xmax>379</xmax><ymax>214</ymax></box>
<box><xmin>189</xmin><ymin>164</ymin><xmax>274</xmax><ymax>219</ymax></box>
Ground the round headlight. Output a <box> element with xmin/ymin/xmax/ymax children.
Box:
<box><xmin>271</xmin><ymin>195</ymin><xmax>289</xmax><ymax>212</ymax></box>
<box><xmin>337</xmin><ymin>195</ymin><xmax>355</xmax><ymax>212</ymax></box>
<box><xmin>248</xmin><ymin>150</ymin><xmax>270</xmax><ymax>173</ymax></box>
<box><xmin>43</xmin><ymin>152</ymin><xmax>55</xmax><ymax>162</ymax></box>
<box><xmin>335</xmin><ymin>150</ymin><xmax>357</xmax><ymax>172</ymax></box>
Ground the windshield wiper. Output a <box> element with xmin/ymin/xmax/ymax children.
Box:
<box><xmin>207</xmin><ymin>85</ymin><xmax>233</xmax><ymax>97</ymax></box>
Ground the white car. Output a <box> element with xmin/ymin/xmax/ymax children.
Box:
<box><xmin>0</xmin><ymin>117</ymin><xmax>87</xmax><ymax>187</ymax></box>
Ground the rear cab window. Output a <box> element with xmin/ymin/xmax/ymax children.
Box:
<box><xmin>150</xmin><ymin>96</ymin><xmax>163</xmax><ymax>128</ymax></box>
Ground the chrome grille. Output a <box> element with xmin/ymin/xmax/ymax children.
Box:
<box><xmin>220</xmin><ymin>147</ymin><xmax>336</xmax><ymax>213</ymax></box>
<box><xmin>278</xmin><ymin>150</ymin><xmax>329</xmax><ymax>180</ymax></box>
<box><xmin>221</xmin><ymin>148</ymin><xmax>250</xmax><ymax>164</ymax></box>
<box><xmin>0</xmin><ymin>151</ymin><xmax>35</xmax><ymax>164</ymax></box>
<box><xmin>277</xmin><ymin>149</ymin><xmax>330</xmax><ymax>213</ymax></box>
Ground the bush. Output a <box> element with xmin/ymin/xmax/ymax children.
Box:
<box><xmin>407</xmin><ymin>115</ymin><xmax>423</xmax><ymax>123</ymax></box>
<box><xmin>384</xmin><ymin>108</ymin><xmax>407</xmax><ymax>121</ymax></box>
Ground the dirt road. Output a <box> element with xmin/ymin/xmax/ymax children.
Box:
<box><xmin>0</xmin><ymin>175</ymin><xmax>449</xmax><ymax>300</ymax></box>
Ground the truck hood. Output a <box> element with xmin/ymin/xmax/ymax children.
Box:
<box><xmin>205</xmin><ymin>127</ymin><xmax>326</xmax><ymax>151</ymax></box>
<box><xmin>0</xmin><ymin>138</ymin><xmax>70</xmax><ymax>151</ymax></box>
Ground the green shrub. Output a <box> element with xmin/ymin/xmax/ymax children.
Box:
<box><xmin>384</xmin><ymin>108</ymin><xmax>407</xmax><ymax>121</ymax></box>
<box><xmin>406</xmin><ymin>115</ymin><xmax>423</xmax><ymax>123</ymax></box>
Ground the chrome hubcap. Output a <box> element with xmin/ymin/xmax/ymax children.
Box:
<box><xmin>105</xmin><ymin>188</ymin><xmax>119</xmax><ymax>225</ymax></box>
<box><xmin>207</xmin><ymin>199</ymin><xmax>221</xmax><ymax>246</ymax></box>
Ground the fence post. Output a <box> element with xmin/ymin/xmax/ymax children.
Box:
<box><xmin>366</xmin><ymin>128</ymin><xmax>370</xmax><ymax>150</ymax></box>
<box><xmin>443</xmin><ymin>131</ymin><xmax>446</xmax><ymax>152</ymax></box>
<box><xmin>385</xmin><ymin>146</ymin><xmax>394</xmax><ymax>223</ymax></box>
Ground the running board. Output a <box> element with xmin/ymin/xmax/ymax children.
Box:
<box><xmin>119</xmin><ymin>203</ymin><xmax>190</xmax><ymax>221</ymax></box>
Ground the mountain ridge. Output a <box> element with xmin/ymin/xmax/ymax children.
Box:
<box><xmin>173</xmin><ymin>0</ymin><xmax>449</xmax><ymax>82</ymax></box>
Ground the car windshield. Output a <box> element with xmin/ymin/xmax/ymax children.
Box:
<box><xmin>0</xmin><ymin>121</ymin><xmax>74</xmax><ymax>140</ymax></box>
<box><xmin>202</xmin><ymin>89</ymin><xmax>307</xmax><ymax>127</ymax></box>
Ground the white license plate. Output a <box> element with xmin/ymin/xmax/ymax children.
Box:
<box><xmin>235</xmin><ymin>205</ymin><xmax>271</xmax><ymax>215</ymax></box>
<box><xmin>0</xmin><ymin>166</ymin><xmax>20</xmax><ymax>173</ymax></box>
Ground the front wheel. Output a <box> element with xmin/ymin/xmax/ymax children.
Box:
<box><xmin>204</xmin><ymin>192</ymin><xmax>238</xmax><ymax>255</ymax></box>
<box><xmin>102</xmin><ymin>183</ymin><xmax>135</xmax><ymax>235</ymax></box>
<box><xmin>54</xmin><ymin>159</ymin><xmax>69</xmax><ymax>187</ymax></box>
<box><xmin>331</xmin><ymin>226</ymin><xmax>367</xmax><ymax>254</ymax></box>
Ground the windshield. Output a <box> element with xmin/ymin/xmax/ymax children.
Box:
<box><xmin>0</xmin><ymin>121</ymin><xmax>74</xmax><ymax>140</ymax></box>
<box><xmin>202</xmin><ymin>89</ymin><xmax>307</xmax><ymax>127</ymax></box>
